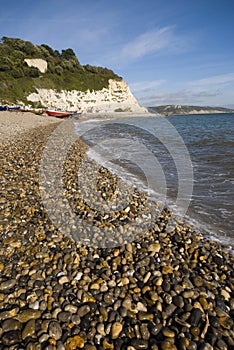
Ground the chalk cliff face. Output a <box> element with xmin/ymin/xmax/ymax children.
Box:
<box><xmin>26</xmin><ymin>79</ymin><xmax>148</xmax><ymax>113</ymax></box>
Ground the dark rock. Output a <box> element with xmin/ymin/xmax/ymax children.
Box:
<box><xmin>148</xmin><ymin>322</ymin><xmax>162</xmax><ymax>336</ymax></box>
<box><xmin>130</xmin><ymin>339</ymin><xmax>149</xmax><ymax>349</ymax></box>
<box><xmin>58</xmin><ymin>311</ymin><xmax>72</xmax><ymax>322</ymax></box>
<box><xmin>165</xmin><ymin>304</ymin><xmax>177</xmax><ymax>316</ymax></box>
<box><xmin>189</xmin><ymin>308</ymin><xmax>203</xmax><ymax>326</ymax></box>
<box><xmin>162</xmin><ymin>280</ymin><xmax>171</xmax><ymax>292</ymax></box>
<box><xmin>2</xmin><ymin>319</ymin><xmax>22</xmax><ymax>332</ymax></box>
<box><xmin>78</xmin><ymin>304</ymin><xmax>91</xmax><ymax>317</ymax></box>
<box><xmin>0</xmin><ymin>279</ymin><xmax>16</xmax><ymax>292</ymax></box>
<box><xmin>48</xmin><ymin>321</ymin><xmax>62</xmax><ymax>340</ymax></box>
<box><xmin>216</xmin><ymin>339</ymin><xmax>228</xmax><ymax>350</ymax></box>
<box><xmin>192</xmin><ymin>276</ymin><xmax>203</xmax><ymax>287</ymax></box>
<box><xmin>2</xmin><ymin>330</ymin><xmax>22</xmax><ymax>345</ymax></box>
<box><xmin>210</xmin><ymin>316</ymin><xmax>220</xmax><ymax>328</ymax></box>
<box><xmin>173</xmin><ymin>295</ymin><xmax>184</xmax><ymax>308</ymax></box>
<box><xmin>213</xmin><ymin>253</ymin><xmax>223</xmax><ymax>265</ymax></box>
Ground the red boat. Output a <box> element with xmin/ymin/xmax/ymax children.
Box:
<box><xmin>45</xmin><ymin>110</ymin><xmax>71</xmax><ymax>118</ymax></box>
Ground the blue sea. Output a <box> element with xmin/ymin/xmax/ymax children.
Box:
<box><xmin>75</xmin><ymin>113</ymin><xmax>234</xmax><ymax>248</ymax></box>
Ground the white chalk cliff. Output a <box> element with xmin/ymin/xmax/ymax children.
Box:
<box><xmin>26</xmin><ymin>79</ymin><xmax>147</xmax><ymax>113</ymax></box>
<box><xmin>23</xmin><ymin>58</ymin><xmax>147</xmax><ymax>113</ymax></box>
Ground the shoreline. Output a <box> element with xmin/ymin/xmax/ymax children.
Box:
<box><xmin>0</xmin><ymin>111</ymin><xmax>60</xmax><ymax>143</ymax></box>
<box><xmin>0</xmin><ymin>111</ymin><xmax>159</xmax><ymax>142</ymax></box>
<box><xmin>0</xmin><ymin>113</ymin><xmax>233</xmax><ymax>348</ymax></box>
<box><xmin>75</xmin><ymin>113</ymin><xmax>234</xmax><ymax>252</ymax></box>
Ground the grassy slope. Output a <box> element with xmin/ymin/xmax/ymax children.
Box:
<box><xmin>0</xmin><ymin>37</ymin><xmax>122</xmax><ymax>105</ymax></box>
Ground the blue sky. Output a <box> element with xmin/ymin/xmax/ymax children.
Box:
<box><xmin>0</xmin><ymin>0</ymin><xmax>234</xmax><ymax>107</ymax></box>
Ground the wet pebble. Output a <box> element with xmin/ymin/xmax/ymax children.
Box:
<box><xmin>78</xmin><ymin>304</ymin><xmax>91</xmax><ymax>317</ymax></box>
<box><xmin>111</xmin><ymin>322</ymin><xmax>123</xmax><ymax>339</ymax></box>
<box><xmin>189</xmin><ymin>308</ymin><xmax>203</xmax><ymax>326</ymax></box>
<box><xmin>0</xmin><ymin>279</ymin><xmax>16</xmax><ymax>292</ymax></box>
<box><xmin>64</xmin><ymin>304</ymin><xmax>78</xmax><ymax>314</ymax></box>
<box><xmin>130</xmin><ymin>339</ymin><xmax>149</xmax><ymax>349</ymax></box>
<box><xmin>64</xmin><ymin>335</ymin><xmax>85</xmax><ymax>349</ymax></box>
<box><xmin>48</xmin><ymin>320</ymin><xmax>62</xmax><ymax>340</ymax></box>
<box><xmin>59</xmin><ymin>276</ymin><xmax>69</xmax><ymax>284</ymax></box>
<box><xmin>16</xmin><ymin>309</ymin><xmax>41</xmax><ymax>323</ymax></box>
<box><xmin>22</xmin><ymin>319</ymin><xmax>36</xmax><ymax>340</ymax></box>
<box><xmin>2</xmin><ymin>330</ymin><xmax>22</xmax><ymax>345</ymax></box>
<box><xmin>161</xmin><ymin>340</ymin><xmax>177</xmax><ymax>350</ymax></box>
<box><xmin>2</xmin><ymin>319</ymin><xmax>22</xmax><ymax>332</ymax></box>
<box><xmin>162</xmin><ymin>328</ymin><xmax>175</xmax><ymax>338</ymax></box>
<box><xmin>58</xmin><ymin>311</ymin><xmax>72</xmax><ymax>322</ymax></box>
<box><xmin>149</xmin><ymin>322</ymin><xmax>163</xmax><ymax>336</ymax></box>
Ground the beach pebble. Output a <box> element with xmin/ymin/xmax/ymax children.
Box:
<box><xmin>48</xmin><ymin>321</ymin><xmax>62</xmax><ymax>340</ymax></box>
<box><xmin>189</xmin><ymin>308</ymin><xmax>203</xmax><ymax>326</ymax></box>
<box><xmin>130</xmin><ymin>339</ymin><xmax>149</xmax><ymax>349</ymax></box>
<box><xmin>22</xmin><ymin>319</ymin><xmax>36</xmax><ymax>340</ymax></box>
<box><xmin>2</xmin><ymin>330</ymin><xmax>22</xmax><ymax>345</ymax></box>
<box><xmin>64</xmin><ymin>335</ymin><xmax>85</xmax><ymax>349</ymax></box>
<box><xmin>64</xmin><ymin>304</ymin><xmax>78</xmax><ymax>314</ymax></box>
<box><xmin>16</xmin><ymin>309</ymin><xmax>41</xmax><ymax>323</ymax></box>
<box><xmin>59</xmin><ymin>276</ymin><xmax>69</xmax><ymax>284</ymax></box>
<box><xmin>78</xmin><ymin>304</ymin><xmax>90</xmax><ymax>317</ymax></box>
<box><xmin>0</xmin><ymin>122</ymin><xmax>233</xmax><ymax>349</ymax></box>
<box><xmin>148</xmin><ymin>243</ymin><xmax>161</xmax><ymax>253</ymax></box>
<box><xmin>111</xmin><ymin>322</ymin><xmax>123</xmax><ymax>339</ymax></box>
<box><xmin>0</xmin><ymin>279</ymin><xmax>16</xmax><ymax>292</ymax></box>
<box><xmin>2</xmin><ymin>319</ymin><xmax>22</xmax><ymax>332</ymax></box>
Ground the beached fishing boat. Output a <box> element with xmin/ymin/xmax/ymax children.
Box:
<box><xmin>45</xmin><ymin>110</ymin><xmax>71</xmax><ymax>118</ymax></box>
<box><xmin>27</xmin><ymin>108</ymin><xmax>44</xmax><ymax>115</ymax></box>
<box><xmin>7</xmin><ymin>106</ymin><xmax>21</xmax><ymax>111</ymax></box>
<box><xmin>32</xmin><ymin>110</ymin><xmax>44</xmax><ymax>115</ymax></box>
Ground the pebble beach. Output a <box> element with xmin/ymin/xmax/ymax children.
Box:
<box><xmin>0</xmin><ymin>112</ymin><xmax>233</xmax><ymax>350</ymax></box>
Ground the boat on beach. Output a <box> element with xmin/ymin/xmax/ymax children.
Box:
<box><xmin>25</xmin><ymin>108</ymin><xmax>44</xmax><ymax>115</ymax></box>
<box><xmin>7</xmin><ymin>106</ymin><xmax>21</xmax><ymax>111</ymax></box>
<box><xmin>45</xmin><ymin>110</ymin><xmax>71</xmax><ymax>118</ymax></box>
<box><xmin>0</xmin><ymin>105</ymin><xmax>21</xmax><ymax>111</ymax></box>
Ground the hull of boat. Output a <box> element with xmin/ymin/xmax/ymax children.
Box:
<box><xmin>45</xmin><ymin>110</ymin><xmax>71</xmax><ymax>118</ymax></box>
<box><xmin>8</xmin><ymin>106</ymin><xmax>21</xmax><ymax>111</ymax></box>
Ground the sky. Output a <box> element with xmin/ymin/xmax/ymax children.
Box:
<box><xmin>0</xmin><ymin>0</ymin><xmax>234</xmax><ymax>107</ymax></box>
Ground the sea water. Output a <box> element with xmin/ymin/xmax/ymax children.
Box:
<box><xmin>75</xmin><ymin>113</ymin><xmax>234</xmax><ymax>248</ymax></box>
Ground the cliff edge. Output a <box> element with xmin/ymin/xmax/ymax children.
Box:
<box><xmin>26</xmin><ymin>78</ymin><xmax>147</xmax><ymax>113</ymax></box>
<box><xmin>0</xmin><ymin>37</ymin><xmax>147</xmax><ymax>113</ymax></box>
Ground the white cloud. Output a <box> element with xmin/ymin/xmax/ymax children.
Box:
<box><xmin>115</xmin><ymin>26</ymin><xmax>185</xmax><ymax>65</ymax></box>
<box><xmin>121</xmin><ymin>27</ymin><xmax>172</xmax><ymax>59</ymax></box>
<box><xmin>189</xmin><ymin>73</ymin><xmax>234</xmax><ymax>87</ymax></box>
<box><xmin>129</xmin><ymin>80</ymin><xmax>166</xmax><ymax>107</ymax></box>
<box><xmin>129</xmin><ymin>74</ymin><xmax>234</xmax><ymax>107</ymax></box>
<box><xmin>137</xmin><ymin>89</ymin><xmax>221</xmax><ymax>106</ymax></box>
<box><xmin>129</xmin><ymin>80</ymin><xmax>166</xmax><ymax>93</ymax></box>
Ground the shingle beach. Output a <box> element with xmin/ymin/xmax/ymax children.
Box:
<box><xmin>0</xmin><ymin>112</ymin><xmax>233</xmax><ymax>350</ymax></box>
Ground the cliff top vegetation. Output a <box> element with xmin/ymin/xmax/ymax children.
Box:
<box><xmin>0</xmin><ymin>37</ymin><xmax>121</xmax><ymax>104</ymax></box>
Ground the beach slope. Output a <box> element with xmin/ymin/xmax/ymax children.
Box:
<box><xmin>0</xmin><ymin>112</ymin><xmax>233</xmax><ymax>349</ymax></box>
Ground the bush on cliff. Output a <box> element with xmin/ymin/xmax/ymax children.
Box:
<box><xmin>0</xmin><ymin>37</ymin><xmax>122</xmax><ymax>104</ymax></box>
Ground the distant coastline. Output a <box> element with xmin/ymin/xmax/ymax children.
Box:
<box><xmin>147</xmin><ymin>104</ymin><xmax>234</xmax><ymax>116</ymax></box>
